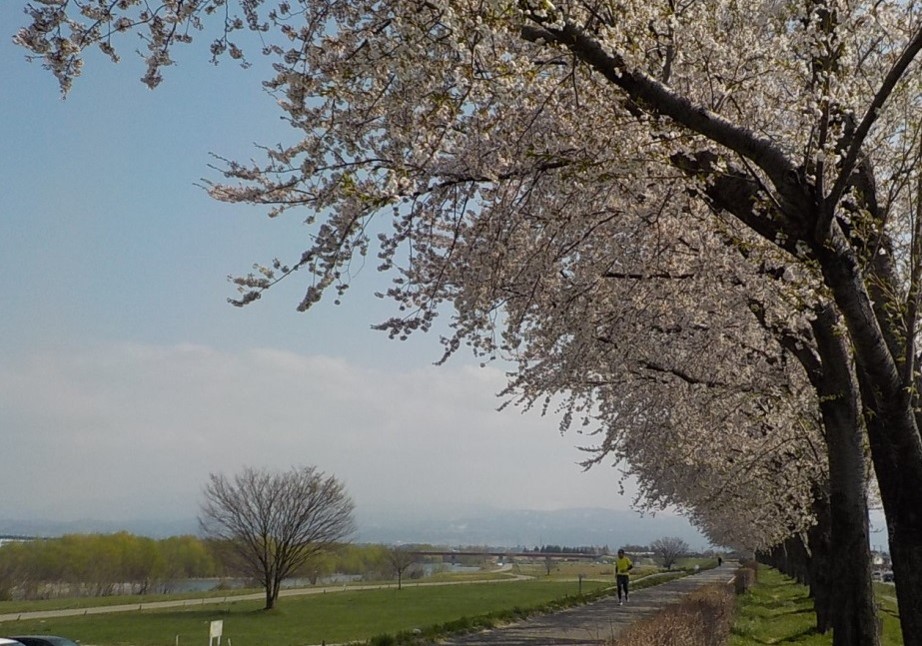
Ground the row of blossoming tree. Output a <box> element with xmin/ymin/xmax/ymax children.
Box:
<box><xmin>13</xmin><ymin>1</ymin><xmax>922</xmax><ymax>643</ymax></box>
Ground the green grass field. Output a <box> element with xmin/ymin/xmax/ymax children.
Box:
<box><xmin>0</xmin><ymin>578</ymin><xmax>609</xmax><ymax>646</ymax></box>
<box><xmin>730</xmin><ymin>567</ymin><xmax>903</xmax><ymax>645</ymax></box>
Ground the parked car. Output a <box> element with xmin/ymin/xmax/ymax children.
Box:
<box><xmin>882</xmin><ymin>571</ymin><xmax>895</xmax><ymax>582</ymax></box>
<box><xmin>9</xmin><ymin>637</ymin><xmax>78</xmax><ymax>646</ymax></box>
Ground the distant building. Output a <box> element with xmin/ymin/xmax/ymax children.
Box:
<box><xmin>0</xmin><ymin>535</ymin><xmax>35</xmax><ymax>548</ymax></box>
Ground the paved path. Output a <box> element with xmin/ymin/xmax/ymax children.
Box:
<box><xmin>439</xmin><ymin>563</ymin><xmax>738</xmax><ymax>645</ymax></box>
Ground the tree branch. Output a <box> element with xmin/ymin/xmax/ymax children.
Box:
<box><xmin>523</xmin><ymin>18</ymin><xmax>798</xmax><ymax>192</ymax></box>
<box><xmin>820</xmin><ymin>25</ymin><xmax>922</xmax><ymax>239</ymax></box>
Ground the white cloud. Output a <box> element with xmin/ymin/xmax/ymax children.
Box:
<box><xmin>0</xmin><ymin>342</ymin><xmax>633</xmax><ymax>523</ymax></box>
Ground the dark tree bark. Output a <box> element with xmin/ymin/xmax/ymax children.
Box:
<box><xmin>703</xmin><ymin>173</ymin><xmax>878</xmax><ymax>643</ymax></box>
<box><xmin>815</xmin><ymin>230</ymin><xmax>922</xmax><ymax>645</ymax></box>
<box><xmin>810</xmin><ymin>306</ymin><xmax>879</xmax><ymax>646</ymax></box>
<box><xmin>807</xmin><ymin>498</ymin><xmax>834</xmax><ymax>635</ymax></box>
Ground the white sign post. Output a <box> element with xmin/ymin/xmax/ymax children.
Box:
<box><xmin>209</xmin><ymin>620</ymin><xmax>223</xmax><ymax>646</ymax></box>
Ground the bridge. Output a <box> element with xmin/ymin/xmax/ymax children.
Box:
<box><xmin>410</xmin><ymin>550</ymin><xmax>611</xmax><ymax>561</ymax></box>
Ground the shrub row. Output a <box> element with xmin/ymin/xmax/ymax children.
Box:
<box><xmin>612</xmin><ymin>583</ymin><xmax>736</xmax><ymax>646</ymax></box>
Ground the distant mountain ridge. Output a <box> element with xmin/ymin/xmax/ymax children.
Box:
<box><xmin>0</xmin><ymin>507</ymin><xmax>709</xmax><ymax>549</ymax></box>
<box><xmin>356</xmin><ymin>507</ymin><xmax>708</xmax><ymax>549</ymax></box>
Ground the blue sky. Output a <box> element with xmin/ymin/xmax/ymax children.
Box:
<box><xmin>0</xmin><ymin>4</ymin><xmax>709</xmax><ymax>546</ymax></box>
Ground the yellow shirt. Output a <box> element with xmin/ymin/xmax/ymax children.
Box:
<box><xmin>615</xmin><ymin>555</ymin><xmax>633</xmax><ymax>576</ymax></box>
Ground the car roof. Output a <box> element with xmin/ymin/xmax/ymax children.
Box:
<box><xmin>0</xmin><ymin>639</ymin><xmax>26</xmax><ymax>646</ymax></box>
<box><xmin>9</xmin><ymin>637</ymin><xmax>78</xmax><ymax>646</ymax></box>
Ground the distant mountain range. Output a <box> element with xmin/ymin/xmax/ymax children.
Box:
<box><xmin>0</xmin><ymin>507</ymin><xmax>709</xmax><ymax>550</ymax></box>
<box><xmin>355</xmin><ymin>507</ymin><xmax>709</xmax><ymax>549</ymax></box>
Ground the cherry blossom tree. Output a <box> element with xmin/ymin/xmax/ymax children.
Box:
<box><xmin>545</xmin><ymin>209</ymin><xmax>871</xmax><ymax>636</ymax></box>
<box><xmin>13</xmin><ymin>1</ymin><xmax>922</xmax><ymax>642</ymax></box>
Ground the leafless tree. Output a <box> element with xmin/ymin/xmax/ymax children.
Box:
<box><xmin>199</xmin><ymin>465</ymin><xmax>355</xmax><ymax>610</ymax></box>
<box><xmin>650</xmin><ymin>537</ymin><xmax>690</xmax><ymax>571</ymax></box>
<box><xmin>385</xmin><ymin>545</ymin><xmax>416</xmax><ymax>591</ymax></box>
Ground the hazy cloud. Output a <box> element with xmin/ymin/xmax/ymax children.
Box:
<box><xmin>1</xmin><ymin>342</ymin><xmax>631</xmax><ymax>523</ymax></box>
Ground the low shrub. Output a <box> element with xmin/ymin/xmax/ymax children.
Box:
<box><xmin>368</xmin><ymin>634</ymin><xmax>396</xmax><ymax>646</ymax></box>
<box><xmin>733</xmin><ymin>563</ymin><xmax>758</xmax><ymax>595</ymax></box>
<box><xmin>740</xmin><ymin>560</ymin><xmax>759</xmax><ymax>581</ymax></box>
<box><xmin>612</xmin><ymin>584</ymin><xmax>735</xmax><ymax>646</ymax></box>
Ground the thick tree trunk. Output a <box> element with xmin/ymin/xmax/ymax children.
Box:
<box><xmin>818</xmin><ymin>232</ymin><xmax>922</xmax><ymax>644</ymax></box>
<box><xmin>761</xmin><ymin>538</ymin><xmax>810</xmax><ymax>587</ymax></box>
<box><xmin>811</xmin><ymin>308</ymin><xmax>879</xmax><ymax>646</ymax></box>
<box><xmin>823</xmin><ymin>435</ymin><xmax>878</xmax><ymax>646</ymax></box>
<box><xmin>807</xmin><ymin>496</ymin><xmax>834</xmax><ymax>635</ymax></box>
<box><xmin>767</xmin><ymin>302</ymin><xmax>876</xmax><ymax>642</ymax></box>
<box><xmin>264</xmin><ymin>575</ymin><xmax>279</xmax><ymax>611</ymax></box>
<box><xmin>863</xmin><ymin>409</ymin><xmax>922</xmax><ymax>646</ymax></box>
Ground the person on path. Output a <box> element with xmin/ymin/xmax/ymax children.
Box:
<box><xmin>615</xmin><ymin>548</ymin><xmax>633</xmax><ymax>605</ymax></box>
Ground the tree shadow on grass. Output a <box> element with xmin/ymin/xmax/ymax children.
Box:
<box><xmin>743</xmin><ymin>604</ymin><xmax>814</xmax><ymax>621</ymax></box>
<box><xmin>880</xmin><ymin>605</ymin><xmax>900</xmax><ymax>621</ymax></box>
<box><xmin>734</xmin><ymin>581</ymin><xmax>821</xmax><ymax>644</ymax></box>
<box><xmin>731</xmin><ymin>623</ymin><xmax>822</xmax><ymax>645</ymax></box>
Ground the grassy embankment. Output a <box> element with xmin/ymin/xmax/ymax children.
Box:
<box><xmin>730</xmin><ymin>567</ymin><xmax>903</xmax><ymax>645</ymax></box>
<box><xmin>0</xmin><ymin>560</ymin><xmax>705</xmax><ymax>645</ymax></box>
<box><xmin>2</xmin><ymin>580</ymin><xmax>600</xmax><ymax>646</ymax></box>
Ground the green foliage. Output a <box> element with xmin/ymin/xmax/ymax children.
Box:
<box><xmin>369</xmin><ymin>634</ymin><xmax>396</xmax><ymax>646</ymax></box>
<box><xmin>0</xmin><ymin>533</ymin><xmax>221</xmax><ymax>599</ymax></box>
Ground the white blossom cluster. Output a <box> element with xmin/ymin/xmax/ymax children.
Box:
<box><xmin>18</xmin><ymin>0</ymin><xmax>922</xmax><ymax>550</ymax></box>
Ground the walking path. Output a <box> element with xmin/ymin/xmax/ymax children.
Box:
<box><xmin>439</xmin><ymin>563</ymin><xmax>738</xmax><ymax>645</ymax></box>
